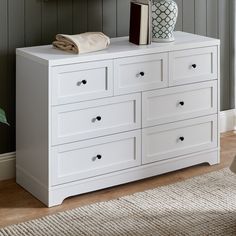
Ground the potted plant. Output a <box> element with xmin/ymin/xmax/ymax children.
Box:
<box><xmin>0</xmin><ymin>107</ymin><xmax>9</xmax><ymax>125</ymax></box>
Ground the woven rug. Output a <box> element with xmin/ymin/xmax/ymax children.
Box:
<box><xmin>1</xmin><ymin>168</ymin><xmax>236</xmax><ymax>236</ymax></box>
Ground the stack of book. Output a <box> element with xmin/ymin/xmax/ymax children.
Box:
<box><xmin>129</xmin><ymin>0</ymin><xmax>152</xmax><ymax>45</ymax></box>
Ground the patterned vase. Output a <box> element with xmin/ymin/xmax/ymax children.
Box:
<box><xmin>152</xmin><ymin>0</ymin><xmax>178</xmax><ymax>42</ymax></box>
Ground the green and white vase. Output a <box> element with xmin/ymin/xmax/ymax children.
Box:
<box><xmin>152</xmin><ymin>0</ymin><xmax>178</xmax><ymax>42</ymax></box>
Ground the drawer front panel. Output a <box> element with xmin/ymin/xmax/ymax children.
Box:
<box><xmin>52</xmin><ymin>94</ymin><xmax>141</xmax><ymax>145</ymax></box>
<box><xmin>51</xmin><ymin>130</ymin><xmax>141</xmax><ymax>185</ymax></box>
<box><xmin>114</xmin><ymin>53</ymin><xmax>168</xmax><ymax>95</ymax></box>
<box><xmin>142</xmin><ymin>81</ymin><xmax>217</xmax><ymax>127</ymax></box>
<box><xmin>142</xmin><ymin>115</ymin><xmax>217</xmax><ymax>164</ymax></box>
<box><xmin>169</xmin><ymin>47</ymin><xmax>217</xmax><ymax>86</ymax></box>
<box><xmin>51</xmin><ymin>60</ymin><xmax>113</xmax><ymax>105</ymax></box>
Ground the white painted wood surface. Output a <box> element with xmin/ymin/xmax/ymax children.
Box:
<box><xmin>16</xmin><ymin>32</ymin><xmax>220</xmax><ymax>207</ymax></box>
<box><xmin>16</xmin><ymin>32</ymin><xmax>219</xmax><ymax>66</ymax></box>
<box><xmin>51</xmin><ymin>94</ymin><xmax>141</xmax><ymax>145</ymax></box>
<box><xmin>169</xmin><ymin>46</ymin><xmax>217</xmax><ymax>86</ymax></box>
<box><xmin>142</xmin><ymin>115</ymin><xmax>217</xmax><ymax>164</ymax></box>
<box><xmin>51</xmin><ymin>130</ymin><xmax>141</xmax><ymax>185</ymax></box>
<box><xmin>142</xmin><ymin>81</ymin><xmax>217</xmax><ymax>127</ymax></box>
<box><xmin>51</xmin><ymin>60</ymin><xmax>113</xmax><ymax>105</ymax></box>
<box><xmin>114</xmin><ymin>53</ymin><xmax>168</xmax><ymax>95</ymax></box>
<box><xmin>16</xmin><ymin>56</ymin><xmax>49</xmax><ymax>187</ymax></box>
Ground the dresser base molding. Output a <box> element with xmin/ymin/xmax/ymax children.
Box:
<box><xmin>17</xmin><ymin>149</ymin><xmax>219</xmax><ymax>207</ymax></box>
<box><xmin>16</xmin><ymin>166</ymin><xmax>49</xmax><ymax>205</ymax></box>
<box><xmin>0</xmin><ymin>152</ymin><xmax>16</xmax><ymax>181</ymax></box>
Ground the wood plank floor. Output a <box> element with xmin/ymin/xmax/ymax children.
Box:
<box><xmin>0</xmin><ymin>131</ymin><xmax>236</xmax><ymax>228</ymax></box>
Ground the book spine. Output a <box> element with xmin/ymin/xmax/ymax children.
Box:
<box><xmin>129</xmin><ymin>0</ymin><xmax>152</xmax><ymax>45</ymax></box>
<box><xmin>129</xmin><ymin>2</ymin><xmax>142</xmax><ymax>45</ymax></box>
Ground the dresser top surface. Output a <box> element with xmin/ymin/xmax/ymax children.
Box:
<box><xmin>16</xmin><ymin>31</ymin><xmax>220</xmax><ymax>66</ymax></box>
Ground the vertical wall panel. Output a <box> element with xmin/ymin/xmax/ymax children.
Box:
<box><xmin>58</xmin><ymin>0</ymin><xmax>73</xmax><ymax>34</ymax></box>
<box><xmin>25</xmin><ymin>0</ymin><xmax>42</xmax><ymax>46</ymax></box>
<box><xmin>207</xmin><ymin>0</ymin><xmax>218</xmax><ymax>38</ymax></box>
<box><xmin>230</xmin><ymin>0</ymin><xmax>236</xmax><ymax>109</ymax></box>
<box><xmin>88</xmin><ymin>0</ymin><xmax>103</xmax><ymax>31</ymax></box>
<box><xmin>7</xmin><ymin>0</ymin><xmax>25</xmax><ymax>153</ymax></box>
<box><xmin>103</xmin><ymin>0</ymin><xmax>117</xmax><ymax>37</ymax></box>
<box><xmin>182</xmin><ymin>0</ymin><xmax>195</xmax><ymax>33</ymax></box>
<box><xmin>117</xmin><ymin>0</ymin><xmax>130</xmax><ymax>36</ymax></box>
<box><xmin>0</xmin><ymin>0</ymin><xmax>10</xmax><ymax>153</ymax></box>
<box><xmin>195</xmin><ymin>0</ymin><xmax>207</xmax><ymax>36</ymax></box>
<box><xmin>8</xmin><ymin>0</ymin><xmax>25</xmax><ymax>51</ymax></box>
<box><xmin>218</xmin><ymin>0</ymin><xmax>230</xmax><ymax>110</ymax></box>
<box><xmin>175</xmin><ymin>0</ymin><xmax>183</xmax><ymax>31</ymax></box>
<box><xmin>73</xmin><ymin>0</ymin><xmax>88</xmax><ymax>34</ymax></box>
<box><xmin>42</xmin><ymin>0</ymin><xmax>58</xmax><ymax>44</ymax></box>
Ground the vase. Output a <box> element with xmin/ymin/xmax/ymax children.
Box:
<box><xmin>152</xmin><ymin>0</ymin><xmax>178</xmax><ymax>42</ymax></box>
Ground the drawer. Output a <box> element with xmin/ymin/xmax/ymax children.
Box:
<box><xmin>52</xmin><ymin>93</ymin><xmax>141</xmax><ymax>145</ymax></box>
<box><xmin>142</xmin><ymin>115</ymin><xmax>217</xmax><ymax>164</ymax></box>
<box><xmin>51</xmin><ymin>130</ymin><xmax>141</xmax><ymax>185</ymax></box>
<box><xmin>169</xmin><ymin>47</ymin><xmax>217</xmax><ymax>86</ymax></box>
<box><xmin>114</xmin><ymin>53</ymin><xmax>168</xmax><ymax>95</ymax></box>
<box><xmin>142</xmin><ymin>81</ymin><xmax>217</xmax><ymax>127</ymax></box>
<box><xmin>51</xmin><ymin>60</ymin><xmax>113</xmax><ymax>105</ymax></box>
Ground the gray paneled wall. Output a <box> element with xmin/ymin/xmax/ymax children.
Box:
<box><xmin>0</xmin><ymin>0</ymin><xmax>233</xmax><ymax>154</ymax></box>
<box><xmin>175</xmin><ymin>0</ymin><xmax>233</xmax><ymax>112</ymax></box>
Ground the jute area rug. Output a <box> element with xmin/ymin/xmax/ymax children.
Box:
<box><xmin>1</xmin><ymin>168</ymin><xmax>236</xmax><ymax>236</ymax></box>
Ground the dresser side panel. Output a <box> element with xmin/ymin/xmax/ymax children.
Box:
<box><xmin>16</xmin><ymin>55</ymin><xmax>49</xmax><ymax>188</ymax></box>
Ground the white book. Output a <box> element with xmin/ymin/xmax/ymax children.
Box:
<box><xmin>139</xmin><ymin>3</ymin><xmax>149</xmax><ymax>44</ymax></box>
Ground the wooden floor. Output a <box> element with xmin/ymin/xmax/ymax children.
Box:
<box><xmin>0</xmin><ymin>131</ymin><xmax>236</xmax><ymax>228</ymax></box>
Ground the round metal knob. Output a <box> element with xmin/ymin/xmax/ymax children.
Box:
<box><xmin>192</xmin><ymin>64</ymin><xmax>197</xmax><ymax>69</ymax></box>
<box><xmin>96</xmin><ymin>116</ymin><xmax>102</xmax><ymax>121</ymax></box>
<box><xmin>136</xmin><ymin>72</ymin><xmax>145</xmax><ymax>78</ymax></box>
<box><xmin>82</xmin><ymin>80</ymin><xmax>87</xmax><ymax>84</ymax></box>
<box><xmin>179</xmin><ymin>136</ymin><xmax>185</xmax><ymax>142</ymax></box>
<box><xmin>97</xmin><ymin>155</ymin><xmax>102</xmax><ymax>160</ymax></box>
<box><xmin>179</xmin><ymin>101</ymin><xmax>185</xmax><ymax>106</ymax></box>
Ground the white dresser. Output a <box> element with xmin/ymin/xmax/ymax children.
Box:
<box><xmin>16</xmin><ymin>32</ymin><xmax>220</xmax><ymax>207</ymax></box>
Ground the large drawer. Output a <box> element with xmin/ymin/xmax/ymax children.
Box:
<box><xmin>51</xmin><ymin>93</ymin><xmax>141</xmax><ymax>145</ymax></box>
<box><xmin>142</xmin><ymin>115</ymin><xmax>217</xmax><ymax>164</ymax></box>
<box><xmin>142</xmin><ymin>81</ymin><xmax>217</xmax><ymax>127</ymax></box>
<box><xmin>51</xmin><ymin>60</ymin><xmax>113</xmax><ymax>105</ymax></box>
<box><xmin>114</xmin><ymin>53</ymin><xmax>168</xmax><ymax>95</ymax></box>
<box><xmin>169</xmin><ymin>47</ymin><xmax>217</xmax><ymax>86</ymax></box>
<box><xmin>51</xmin><ymin>130</ymin><xmax>141</xmax><ymax>185</ymax></box>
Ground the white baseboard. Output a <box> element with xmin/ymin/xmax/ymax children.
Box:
<box><xmin>0</xmin><ymin>152</ymin><xmax>16</xmax><ymax>181</ymax></box>
<box><xmin>0</xmin><ymin>110</ymin><xmax>234</xmax><ymax>181</ymax></box>
<box><xmin>220</xmin><ymin>109</ymin><xmax>236</xmax><ymax>133</ymax></box>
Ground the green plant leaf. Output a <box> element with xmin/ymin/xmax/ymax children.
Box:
<box><xmin>0</xmin><ymin>108</ymin><xmax>9</xmax><ymax>125</ymax></box>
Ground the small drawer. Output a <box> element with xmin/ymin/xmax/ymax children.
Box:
<box><xmin>114</xmin><ymin>53</ymin><xmax>168</xmax><ymax>95</ymax></box>
<box><xmin>142</xmin><ymin>115</ymin><xmax>217</xmax><ymax>164</ymax></box>
<box><xmin>51</xmin><ymin>130</ymin><xmax>141</xmax><ymax>185</ymax></box>
<box><xmin>51</xmin><ymin>60</ymin><xmax>113</xmax><ymax>105</ymax></box>
<box><xmin>51</xmin><ymin>93</ymin><xmax>141</xmax><ymax>145</ymax></box>
<box><xmin>142</xmin><ymin>81</ymin><xmax>217</xmax><ymax>127</ymax></box>
<box><xmin>169</xmin><ymin>47</ymin><xmax>217</xmax><ymax>86</ymax></box>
